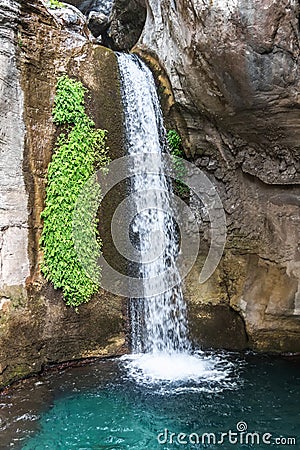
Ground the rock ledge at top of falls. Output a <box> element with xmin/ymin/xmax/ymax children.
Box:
<box><xmin>63</xmin><ymin>0</ymin><xmax>147</xmax><ymax>50</ymax></box>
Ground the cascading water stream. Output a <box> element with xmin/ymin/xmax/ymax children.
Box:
<box><xmin>117</xmin><ymin>53</ymin><xmax>190</xmax><ymax>355</ymax></box>
<box><xmin>116</xmin><ymin>54</ymin><xmax>232</xmax><ymax>385</ymax></box>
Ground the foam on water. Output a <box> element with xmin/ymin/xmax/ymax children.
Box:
<box><xmin>120</xmin><ymin>352</ymin><xmax>237</xmax><ymax>392</ymax></box>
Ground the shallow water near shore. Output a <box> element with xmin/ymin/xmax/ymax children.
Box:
<box><xmin>0</xmin><ymin>352</ymin><xmax>299</xmax><ymax>449</ymax></box>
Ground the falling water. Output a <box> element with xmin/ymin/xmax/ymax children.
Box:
<box><xmin>117</xmin><ymin>53</ymin><xmax>190</xmax><ymax>355</ymax></box>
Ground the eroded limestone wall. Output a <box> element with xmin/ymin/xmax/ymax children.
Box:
<box><xmin>1</xmin><ymin>0</ymin><xmax>299</xmax><ymax>389</ymax></box>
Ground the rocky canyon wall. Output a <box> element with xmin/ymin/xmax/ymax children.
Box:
<box><xmin>0</xmin><ymin>0</ymin><xmax>126</xmax><ymax>388</ymax></box>
<box><xmin>136</xmin><ymin>0</ymin><xmax>300</xmax><ymax>352</ymax></box>
<box><xmin>0</xmin><ymin>0</ymin><xmax>29</xmax><ymax>306</ymax></box>
<box><xmin>0</xmin><ymin>0</ymin><xmax>299</xmax><ymax>389</ymax></box>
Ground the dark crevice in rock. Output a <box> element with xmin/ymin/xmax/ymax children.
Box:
<box><xmin>241</xmin><ymin>170</ymin><xmax>300</xmax><ymax>191</ymax></box>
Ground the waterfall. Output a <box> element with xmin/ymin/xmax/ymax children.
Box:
<box><xmin>117</xmin><ymin>53</ymin><xmax>190</xmax><ymax>354</ymax></box>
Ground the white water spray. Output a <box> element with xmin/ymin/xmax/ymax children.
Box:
<box><xmin>117</xmin><ymin>54</ymin><xmax>231</xmax><ymax>385</ymax></box>
<box><xmin>117</xmin><ymin>53</ymin><xmax>190</xmax><ymax>355</ymax></box>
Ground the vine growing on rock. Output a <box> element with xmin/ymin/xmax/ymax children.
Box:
<box><xmin>167</xmin><ymin>129</ymin><xmax>189</xmax><ymax>196</ymax></box>
<box><xmin>40</xmin><ymin>75</ymin><xmax>110</xmax><ymax>307</ymax></box>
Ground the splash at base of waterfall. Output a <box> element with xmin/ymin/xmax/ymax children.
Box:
<box><xmin>120</xmin><ymin>351</ymin><xmax>237</xmax><ymax>392</ymax></box>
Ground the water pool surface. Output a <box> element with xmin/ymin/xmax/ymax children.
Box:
<box><xmin>0</xmin><ymin>352</ymin><xmax>299</xmax><ymax>449</ymax></box>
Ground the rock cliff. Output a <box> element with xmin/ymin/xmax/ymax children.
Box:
<box><xmin>65</xmin><ymin>0</ymin><xmax>147</xmax><ymax>50</ymax></box>
<box><xmin>0</xmin><ymin>0</ymin><xmax>299</xmax><ymax>388</ymax></box>
<box><xmin>0</xmin><ymin>0</ymin><xmax>126</xmax><ymax>387</ymax></box>
<box><xmin>136</xmin><ymin>0</ymin><xmax>300</xmax><ymax>351</ymax></box>
<box><xmin>0</xmin><ymin>0</ymin><xmax>29</xmax><ymax>300</ymax></box>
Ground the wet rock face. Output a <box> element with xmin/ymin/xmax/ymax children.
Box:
<box><xmin>137</xmin><ymin>0</ymin><xmax>300</xmax><ymax>351</ymax></box>
<box><xmin>188</xmin><ymin>303</ymin><xmax>248</xmax><ymax>351</ymax></box>
<box><xmin>138</xmin><ymin>0</ymin><xmax>300</xmax><ymax>183</ymax></box>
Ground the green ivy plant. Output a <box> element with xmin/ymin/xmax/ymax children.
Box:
<box><xmin>47</xmin><ymin>0</ymin><xmax>64</xmax><ymax>9</ymax></box>
<box><xmin>40</xmin><ymin>75</ymin><xmax>110</xmax><ymax>307</ymax></box>
<box><xmin>167</xmin><ymin>129</ymin><xmax>189</xmax><ymax>196</ymax></box>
